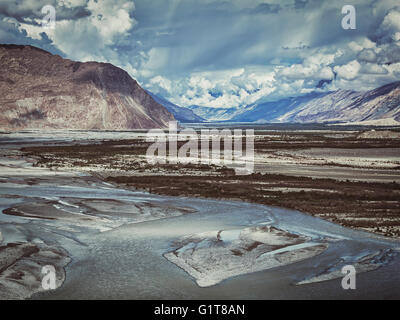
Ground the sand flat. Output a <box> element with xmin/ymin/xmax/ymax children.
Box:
<box><xmin>164</xmin><ymin>225</ymin><xmax>328</xmax><ymax>287</ymax></box>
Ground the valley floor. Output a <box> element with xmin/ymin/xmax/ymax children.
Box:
<box><xmin>15</xmin><ymin>127</ymin><xmax>400</xmax><ymax>239</ymax></box>
<box><xmin>0</xmin><ymin>127</ymin><xmax>400</xmax><ymax>299</ymax></box>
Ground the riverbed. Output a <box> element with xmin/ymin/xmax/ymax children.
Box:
<box><xmin>0</xmin><ymin>131</ymin><xmax>399</xmax><ymax>299</ymax></box>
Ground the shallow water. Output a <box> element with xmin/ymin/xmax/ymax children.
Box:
<box><xmin>0</xmin><ymin>131</ymin><xmax>399</xmax><ymax>299</ymax></box>
<box><xmin>1</xmin><ymin>180</ymin><xmax>399</xmax><ymax>299</ymax></box>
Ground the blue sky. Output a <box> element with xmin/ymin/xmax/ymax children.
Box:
<box><xmin>1</xmin><ymin>0</ymin><xmax>400</xmax><ymax>108</ymax></box>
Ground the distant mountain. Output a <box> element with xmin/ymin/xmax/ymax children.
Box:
<box><xmin>227</xmin><ymin>81</ymin><xmax>400</xmax><ymax>125</ymax></box>
<box><xmin>232</xmin><ymin>92</ymin><xmax>329</xmax><ymax>123</ymax></box>
<box><xmin>147</xmin><ymin>92</ymin><xmax>205</xmax><ymax>123</ymax></box>
<box><xmin>186</xmin><ymin>105</ymin><xmax>245</xmax><ymax>121</ymax></box>
<box><xmin>278</xmin><ymin>81</ymin><xmax>400</xmax><ymax>124</ymax></box>
<box><xmin>0</xmin><ymin>44</ymin><xmax>174</xmax><ymax>130</ymax></box>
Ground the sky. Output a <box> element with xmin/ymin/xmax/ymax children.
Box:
<box><xmin>1</xmin><ymin>0</ymin><xmax>400</xmax><ymax>109</ymax></box>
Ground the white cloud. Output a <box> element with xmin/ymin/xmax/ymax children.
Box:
<box><xmin>348</xmin><ymin>38</ymin><xmax>376</xmax><ymax>52</ymax></box>
<box><xmin>15</xmin><ymin>0</ymin><xmax>136</xmax><ymax>64</ymax></box>
<box><xmin>1</xmin><ymin>0</ymin><xmax>400</xmax><ymax>109</ymax></box>
<box><xmin>360</xmin><ymin>63</ymin><xmax>388</xmax><ymax>75</ymax></box>
<box><xmin>334</xmin><ymin>60</ymin><xmax>361</xmax><ymax>80</ymax></box>
<box><xmin>375</xmin><ymin>7</ymin><xmax>400</xmax><ymax>43</ymax></box>
<box><xmin>86</xmin><ymin>0</ymin><xmax>136</xmax><ymax>45</ymax></box>
<box><xmin>149</xmin><ymin>75</ymin><xmax>172</xmax><ymax>93</ymax></box>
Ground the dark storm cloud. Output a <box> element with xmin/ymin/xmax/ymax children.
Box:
<box><xmin>357</xmin><ymin>49</ymin><xmax>377</xmax><ymax>63</ymax></box>
<box><xmin>0</xmin><ymin>16</ymin><xmax>64</xmax><ymax>55</ymax></box>
<box><xmin>0</xmin><ymin>0</ymin><xmax>90</xmax><ymax>25</ymax></box>
<box><xmin>294</xmin><ymin>0</ymin><xmax>308</xmax><ymax>9</ymax></box>
<box><xmin>249</xmin><ymin>3</ymin><xmax>282</xmax><ymax>14</ymax></box>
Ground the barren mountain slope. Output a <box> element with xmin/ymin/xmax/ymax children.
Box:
<box><xmin>0</xmin><ymin>44</ymin><xmax>175</xmax><ymax>130</ymax></box>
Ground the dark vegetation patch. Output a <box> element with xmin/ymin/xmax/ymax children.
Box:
<box><xmin>106</xmin><ymin>173</ymin><xmax>400</xmax><ymax>238</ymax></box>
<box><xmin>20</xmin><ymin>132</ymin><xmax>400</xmax><ymax>238</ymax></box>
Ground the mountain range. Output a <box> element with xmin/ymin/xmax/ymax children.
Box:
<box><xmin>188</xmin><ymin>82</ymin><xmax>400</xmax><ymax>125</ymax></box>
<box><xmin>0</xmin><ymin>44</ymin><xmax>174</xmax><ymax>130</ymax></box>
<box><xmin>186</xmin><ymin>105</ymin><xmax>242</xmax><ymax>121</ymax></box>
<box><xmin>1</xmin><ymin>44</ymin><xmax>399</xmax><ymax>129</ymax></box>
<box><xmin>276</xmin><ymin>82</ymin><xmax>400</xmax><ymax>124</ymax></box>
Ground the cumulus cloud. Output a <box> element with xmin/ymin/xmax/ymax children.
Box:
<box><xmin>334</xmin><ymin>60</ymin><xmax>361</xmax><ymax>80</ymax></box>
<box><xmin>0</xmin><ymin>0</ymin><xmax>137</xmax><ymax>72</ymax></box>
<box><xmin>360</xmin><ymin>63</ymin><xmax>388</xmax><ymax>75</ymax></box>
<box><xmin>139</xmin><ymin>0</ymin><xmax>400</xmax><ymax>107</ymax></box>
<box><xmin>0</xmin><ymin>0</ymin><xmax>399</xmax><ymax>108</ymax></box>
<box><xmin>375</xmin><ymin>7</ymin><xmax>400</xmax><ymax>44</ymax></box>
